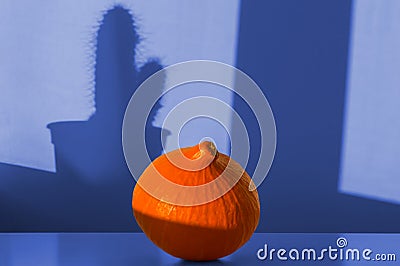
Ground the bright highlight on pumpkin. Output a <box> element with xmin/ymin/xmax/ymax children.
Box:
<box><xmin>132</xmin><ymin>141</ymin><xmax>260</xmax><ymax>261</ymax></box>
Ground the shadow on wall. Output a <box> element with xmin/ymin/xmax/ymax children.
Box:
<box><xmin>233</xmin><ymin>0</ymin><xmax>400</xmax><ymax>232</ymax></box>
<box><xmin>0</xmin><ymin>6</ymin><xmax>166</xmax><ymax>231</ymax></box>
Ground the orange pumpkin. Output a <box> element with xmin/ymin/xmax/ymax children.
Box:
<box><xmin>132</xmin><ymin>141</ymin><xmax>260</xmax><ymax>261</ymax></box>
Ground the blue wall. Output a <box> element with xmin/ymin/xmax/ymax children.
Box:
<box><xmin>1</xmin><ymin>1</ymin><xmax>400</xmax><ymax>232</ymax></box>
<box><xmin>234</xmin><ymin>0</ymin><xmax>400</xmax><ymax>232</ymax></box>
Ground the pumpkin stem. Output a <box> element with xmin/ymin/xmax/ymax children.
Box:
<box><xmin>190</xmin><ymin>141</ymin><xmax>218</xmax><ymax>161</ymax></box>
<box><xmin>199</xmin><ymin>141</ymin><xmax>217</xmax><ymax>156</ymax></box>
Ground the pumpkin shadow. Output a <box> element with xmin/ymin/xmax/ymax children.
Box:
<box><xmin>173</xmin><ymin>259</ymin><xmax>225</xmax><ymax>265</ymax></box>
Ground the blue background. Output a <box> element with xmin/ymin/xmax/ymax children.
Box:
<box><xmin>233</xmin><ymin>0</ymin><xmax>400</xmax><ymax>232</ymax></box>
<box><xmin>1</xmin><ymin>0</ymin><xmax>400</xmax><ymax>233</ymax></box>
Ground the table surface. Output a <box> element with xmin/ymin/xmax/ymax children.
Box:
<box><xmin>0</xmin><ymin>233</ymin><xmax>398</xmax><ymax>265</ymax></box>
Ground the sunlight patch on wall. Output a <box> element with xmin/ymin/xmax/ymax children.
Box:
<box><xmin>340</xmin><ymin>0</ymin><xmax>400</xmax><ymax>204</ymax></box>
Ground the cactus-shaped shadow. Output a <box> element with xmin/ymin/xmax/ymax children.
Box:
<box><xmin>48</xmin><ymin>6</ymin><xmax>166</xmax><ymax>182</ymax></box>
<box><xmin>0</xmin><ymin>6</ymin><xmax>166</xmax><ymax>231</ymax></box>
